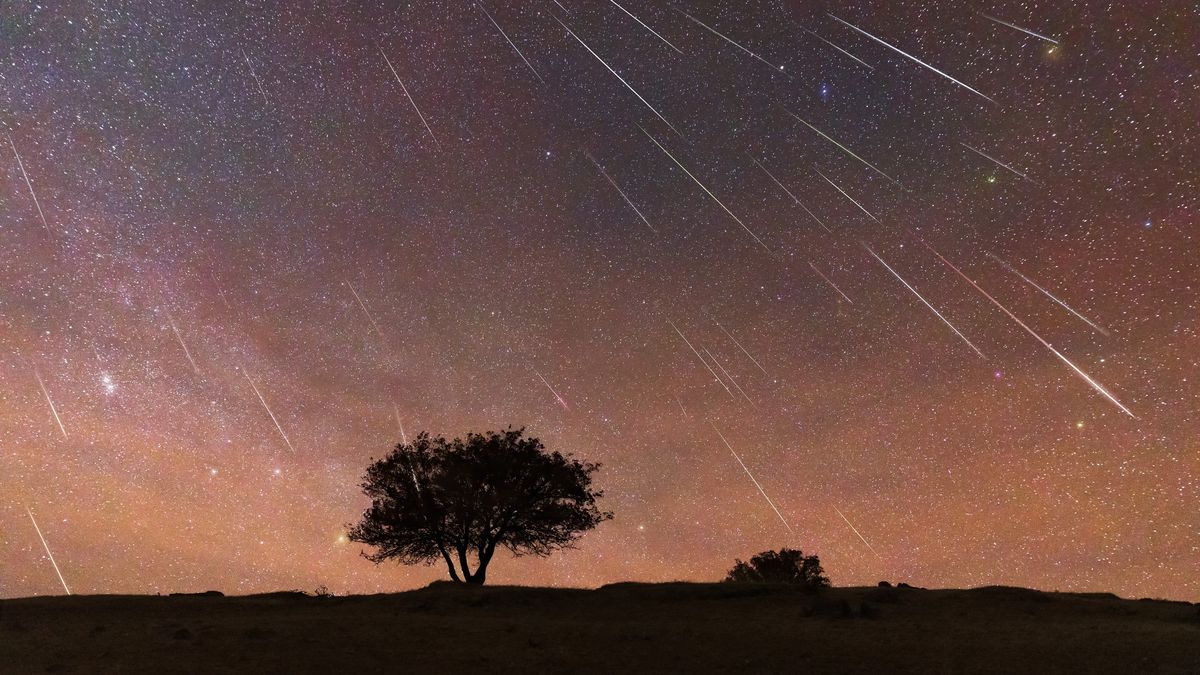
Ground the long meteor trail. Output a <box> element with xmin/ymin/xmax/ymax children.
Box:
<box><xmin>27</xmin><ymin>508</ymin><xmax>71</xmax><ymax>595</ymax></box>
<box><xmin>785</xmin><ymin>110</ymin><xmax>898</xmax><ymax>184</ymax></box>
<box><xmin>979</xmin><ymin>13</ymin><xmax>1059</xmax><ymax>44</ymax></box>
<box><xmin>960</xmin><ymin>142</ymin><xmax>1035</xmax><ymax>182</ymax></box>
<box><xmin>863</xmin><ymin>243</ymin><xmax>986</xmax><ymax>359</ymax></box>
<box><xmin>835</xmin><ymin>506</ymin><xmax>883</xmax><ymax>561</ymax></box>
<box><xmin>809</xmin><ymin>262</ymin><xmax>854</xmax><ymax>304</ymax></box>
<box><xmin>922</xmin><ymin>241</ymin><xmax>1135</xmax><ymax>417</ymax></box>
<box><xmin>555</xmin><ymin>16</ymin><xmax>680</xmax><ymax>135</ymax></box>
<box><xmin>534</xmin><ymin>368</ymin><xmax>570</xmax><ymax>410</ymax></box>
<box><xmin>476</xmin><ymin>2</ymin><xmax>545</xmax><ymax>84</ymax></box>
<box><xmin>346</xmin><ymin>280</ymin><xmax>386</xmax><ymax>341</ymax></box>
<box><xmin>712</xmin><ymin>424</ymin><xmax>793</xmax><ymax>533</ymax></box>
<box><xmin>379</xmin><ymin>46</ymin><xmax>442</xmax><ymax>149</ymax></box>
<box><xmin>748</xmin><ymin>156</ymin><xmax>831</xmax><ymax>233</ymax></box>
<box><xmin>802</xmin><ymin>28</ymin><xmax>874</xmax><ymax>71</ymax></box>
<box><xmin>166</xmin><ymin>311</ymin><xmax>201</xmax><ymax>374</ymax></box>
<box><xmin>640</xmin><ymin>126</ymin><xmax>771</xmax><ymax>252</ymax></box>
<box><xmin>706</xmin><ymin>312</ymin><xmax>769</xmax><ymax>376</ymax></box>
<box><xmin>814</xmin><ymin>166</ymin><xmax>880</xmax><ymax>223</ymax></box>
<box><xmin>668</xmin><ymin>318</ymin><xmax>733</xmax><ymax>396</ymax></box>
<box><xmin>674</xmin><ymin>8</ymin><xmax>790</xmax><ymax>77</ymax></box>
<box><xmin>241</xmin><ymin>49</ymin><xmax>270</xmax><ymax>106</ymax></box>
<box><xmin>33</xmin><ymin>367</ymin><xmax>67</xmax><ymax>439</ymax></box>
<box><xmin>609</xmin><ymin>0</ymin><xmax>682</xmax><ymax>54</ymax></box>
<box><xmin>243</xmin><ymin>368</ymin><xmax>297</xmax><ymax>452</ymax></box>
<box><xmin>828</xmin><ymin>14</ymin><xmax>995</xmax><ymax>104</ymax></box>
<box><xmin>583</xmin><ymin>151</ymin><xmax>655</xmax><ymax>233</ymax></box>
<box><xmin>7</xmin><ymin>134</ymin><xmax>52</xmax><ymax>236</ymax></box>
<box><xmin>987</xmin><ymin>253</ymin><xmax>1109</xmax><ymax>336</ymax></box>
<box><xmin>706</xmin><ymin>348</ymin><xmax>755</xmax><ymax>406</ymax></box>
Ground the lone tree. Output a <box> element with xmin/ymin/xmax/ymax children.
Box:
<box><xmin>348</xmin><ymin>428</ymin><xmax>611</xmax><ymax>585</ymax></box>
<box><xmin>725</xmin><ymin>548</ymin><xmax>830</xmax><ymax>590</ymax></box>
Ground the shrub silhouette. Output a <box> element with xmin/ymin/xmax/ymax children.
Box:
<box><xmin>724</xmin><ymin>548</ymin><xmax>830</xmax><ymax>590</ymax></box>
<box><xmin>348</xmin><ymin>427</ymin><xmax>611</xmax><ymax>585</ymax></box>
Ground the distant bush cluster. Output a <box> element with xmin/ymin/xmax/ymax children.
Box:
<box><xmin>724</xmin><ymin>548</ymin><xmax>829</xmax><ymax>591</ymax></box>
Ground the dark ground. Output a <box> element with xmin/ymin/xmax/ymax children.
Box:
<box><xmin>1</xmin><ymin>582</ymin><xmax>1197</xmax><ymax>673</ymax></box>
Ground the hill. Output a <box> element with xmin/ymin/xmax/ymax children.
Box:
<box><xmin>1</xmin><ymin>582</ymin><xmax>1197</xmax><ymax>673</ymax></box>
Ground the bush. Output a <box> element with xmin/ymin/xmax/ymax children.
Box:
<box><xmin>724</xmin><ymin>548</ymin><xmax>829</xmax><ymax>590</ymax></box>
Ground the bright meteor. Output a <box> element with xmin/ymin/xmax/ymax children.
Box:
<box><xmin>712</xmin><ymin>424</ymin><xmax>793</xmax><ymax>534</ymax></box>
<box><xmin>33</xmin><ymin>366</ymin><xmax>68</xmax><ymax>439</ymax></box>
<box><xmin>379</xmin><ymin>46</ymin><xmax>442</xmax><ymax>150</ymax></box>
<box><xmin>784</xmin><ymin>109</ymin><xmax>898</xmax><ymax>184</ymax></box>
<box><xmin>979</xmin><ymin>12</ymin><xmax>1059</xmax><ymax>45</ymax></box>
<box><xmin>476</xmin><ymin>2</ymin><xmax>545</xmax><ymax>84</ymax></box>
<box><xmin>243</xmin><ymin>368</ymin><xmax>297</xmax><ymax>453</ymax></box>
<box><xmin>583</xmin><ymin>150</ymin><xmax>655</xmax><ymax>233</ymax></box>
<box><xmin>27</xmin><ymin>507</ymin><xmax>71</xmax><ymax>595</ymax></box>
<box><xmin>987</xmin><ymin>253</ymin><xmax>1109</xmax><ymax>336</ymax></box>
<box><xmin>674</xmin><ymin>8</ymin><xmax>791</xmax><ymax>77</ymax></box>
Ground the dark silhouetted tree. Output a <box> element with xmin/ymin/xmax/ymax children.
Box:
<box><xmin>725</xmin><ymin>548</ymin><xmax>830</xmax><ymax>589</ymax></box>
<box><xmin>347</xmin><ymin>428</ymin><xmax>612</xmax><ymax>585</ymax></box>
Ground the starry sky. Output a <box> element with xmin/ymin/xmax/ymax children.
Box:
<box><xmin>1</xmin><ymin>0</ymin><xmax>1197</xmax><ymax>601</ymax></box>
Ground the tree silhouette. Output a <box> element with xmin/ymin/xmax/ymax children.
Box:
<box><xmin>348</xmin><ymin>427</ymin><xmax>611</xmax><ymax>585</ymax></box>
<box><xmin>725</xmin><ymin>548</ymin><xmax>830</xmax><ymax>589</ymax></box>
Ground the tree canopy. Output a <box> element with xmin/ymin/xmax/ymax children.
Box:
<box><xmin>725</xmin><ymin>548</ymin><xmax>830</xmax><ymax>590</ymax></box>
<box><xmin>347</xmin><ymin>427</ymin><xmax>611</xmax><ymax>584</ymax></box>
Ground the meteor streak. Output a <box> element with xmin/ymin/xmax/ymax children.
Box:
<box><xmin>609</xmin><ymin>0</ymin><xmax>682</xmax><ymax>54</ymax></box>
<box><xmin>979</xmin><ymin>12</ymin><xmax>1059</xmax><ymax>44</ymax></box>
<box><xmin>33</xmin><ymin>367</ymin><xmax>67</xmax><ymax>439</ymax></box>
<box><xmin>379</xmin><ymin>46</ymin><xmax>442</xmax><ymax>149</ymax></box>
<box><xmin>27</xmin><ymin>508</ymin><xmax>71</xmax><ymax>594</ymax></box>
<box><xmin>241</xmin><ymin>49</ymin><xmax>270</xmax><ymax>106</ymax></box>
<box><xmin>476</xmin><ymin>3</ymin><xmax>545</xmax><ymax>84</ymax></box>
<box><xmin>345</xmin><ymin>280</ymin><xmax>386</xmax><ymax>341</ymax></box>
<box><xmin>705</xmin><ymin>348</ymin><xmax>755</xmax><ymax>406</ymax></box>
<box><xmin>534</xmin><ymin>368</ymin><xmax>570</xmax><ymax>410</ymax></box>
<box><xmin>393</xmin><ymin>404</ymin><xmax>408</xmax><ymax>443</ymax></box>
<box><xmin>922</xmin><ymin>241</ymin><xmax>1135</xmax><ymax>417</ymax></box>
<box><xmin>583</xmin><ymin>150</ymin><xmax>655</xmax><ymax>233</ymax></box>
<box><xmin>748</xmin><ymin>156</ymin><xmax>831</xmax><ymax>233</ymax></box>
<box><xmin>802</xmin><ymin>28</ymin><xmax>874</xmax><ymax>70</ymax></box>
<box><xmin>667</xmin><ymin>318</ymin><xmax>733</xmax><ymax>396</ymax></box>
<box><xmin>809</xmin><ymin>262</ymin><xmax>854</xmax><ymax>304</ymax></box>
<box><xmin>834</xmin><ymin>506</ymin><xmax>883</xmax><ymax>561</ymax></box>
<box><xmin>986</xmin><ymin>253</ymin><xmax>1109</xmax><ymax>336</ymax></box>
<box><xmin>555</xmin><ymin>16</ymin><xmax>680</xmax><ymax>135</ymax></box>
<box><xmin>674</xmin><ymin>8</ymin><xmax>791</xmax><ymax>77</ymax></box>
<box><xmin>863</xmin><ymin>243</ymin><xmax>986</xmax><ymax>359</ymax></box>
<box><xmin>640</xmin><ymin>126</ymin><xmax>771</xmax><ymax>253</ymax></box>
<box><xmin>166</xmin><ymin>311</ymin><xmax>201</xmax><ymax>374</ymax></box>
<box><xmin>828</xmin><ymin>14</ymin><xmax>995</xmax><ymax>104</ymax></box>
<box><xmin>712</xmin><ymin>424</ymin><xmax>793</xmax><ymax>534</ymax></box>
<box><xmin>785</xmin><ymin>110</ymin><xmax>898</xmax><ymax>184</ymax></box>
<box><xmin>706</xmin><ymin>312</ymin><xmax>769</xmax><ymax>376</ymax></box>
<box><xmin>7</xmin><ymin>134</ymin><xmax>52</xmax><ymax>236</ymax></box>
<box><xmin>960</xmin><ymin>142</ymin><xmax>1034</xmax><ymax>182</ymax></box>
<box><xmin>814</xmin><ymin>166</ymin><xmax>880</xmax><ymax>223</ymax></box>
<box><xmin>243</xmin><ymin>368</ymin><xmax>297</xmax><ymax>452</ymax></box>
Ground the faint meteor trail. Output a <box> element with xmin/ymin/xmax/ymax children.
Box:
<box><xmin>345</xmin><ymin>280</ymin><xmax>386</xmax><ymax>341</ymax></box>
<box><xmin>27</xmin><ymin>508</ymin><xmax>71</xmax><ymax>595</ymax></box>
<box><xmin>555</xmin><ymin>16</ymin><xmax>680</xmax><ymax>136</ymax></box>
<box><xmin>583</xmin><ymin>151</ymin><xmax>655</xmax><ymax>233</ymax></box>
<box><xmin>784</xmin><ymin>110</ymin><xmax>898</xmax><ymax>184</ymax></box>
<box><xmin>243</xmin><ymin>368</ymin><xmax>297</xmax><ymax>452</ymax></box>
<box><xmin>33</xmin><ymin>367</ymin><xmax>67</xmax><ymax>439</ymax></box>
<box><xmin>609</xmin><ymin>0</ymin><xmax>682</xmax><ymax>54</ymax></box>
<box><xmin>802</xmin><ymin>28</ymin><xmax>874</xmax><ymax>70</ymax></box>
<box><xmin>240</xmin><ymin>49</ymin><xmax>269</xmax><ymax>106</ymax></box>
<box><xmin>640</xmin><ymin>126</ymin><xmax>771</xmax><ymax>253</ymax></box>
<box><xmin>712</xmin><ymin>424</ymin><xmax>794</xmax><ymax>534</ymax></box>
<box><xmin>378</xmin><ymin>46</ymin><xmax>442</xmax><ymax>149</ymax></box>
<box><xmin>7</xmin><ymin>133</ymin><xmax>52</xmax><ymax>236</ymax></box>
<box><xmin>922</xmin><ymin>241</ymin><xmax>1135</xmax><ymax>417</ymax></box>
<box><xmin>165</xmin><ymin>311</ymin><xmax>201</xmax><ymax>374</ymax></box>
<box><xmin>960</xmin><ymin>142</ymin><xmax>1035</xmax><ymax>182</ymax></box>
<box><xmin>705</xmin><ymin>348</ymin><xmax>755</xmax><ymax>406</ymax></box>
<box><xmin>828</xmin><ymin>14</ymin><xmax>996</xmax><ymax>104</ymax></box>
<box><xmin>834</xmin><ymin>506</ymin><xmax>883</xmax><ymax>561</ymax></box>
<box><xmin>393</xmin><ymin>404</ymin><xmax>408</xmax><ymax>443</ymax></box>
<box><xmin>863</xmin><ymin>243</ymin><xmax>986</xmax><ymax>359</ymax></box>
<box><xmin>476</xmin><ymin>2</ymin><xmax>545</xmax><ymax>84</ymax></box>
<box><xmin>979</xmin><ymin>12</ymin><xmax>1059</xmax><ymax>44</ymax></box>
<box><xmin>706</xmin><ymin>312</ymin><xmax>768</xmax><ymax>376</ymax></box>
<box><xmin>809</xmin><ymin>262</ymin><xmax>854</xmax><ymax>304</ymax></box>
<box><xmin>987</xmin><ymin>253</ymin><xmax>1109</xmax><ymax>336</ymax></box>
<box><xmin>814</xmin><ymin>166</ymin><xmax>880</xmax><ymax>223</ymax></box>
<box><xmin>674</xmin><ymin>8</ymin><xmax>790</xmax><ymax>77</ymax></box>
<box><xmin>668</xmin><ymin>318</ymin><xmax>733</xmax><ymax>395</ymax></box>
<box><xmin>534</xmin><ymin>368</ymin><xmax>570</xmax><ymax>410</ymax></box>
<box><xmin>748</xmin><ymin>156</ymin><xmax>831</xmax><ymax>234</ymax></box>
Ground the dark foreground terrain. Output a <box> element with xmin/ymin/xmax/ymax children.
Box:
<box><xmin>2</xmin><ymin>582</ymin><xmax>1197</xmax><ymax>674</ymax></box>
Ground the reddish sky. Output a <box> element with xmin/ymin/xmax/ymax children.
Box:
<box><xmin>1</xmin><ymin>1</ymin><xmax>1196</xmax><ymax>600</ymax></box>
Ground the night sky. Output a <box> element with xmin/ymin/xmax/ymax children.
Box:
<box><xmin>1</xmin><ymin>1</ymin><xmax>1196</xmax><ymax>601</ymax></box>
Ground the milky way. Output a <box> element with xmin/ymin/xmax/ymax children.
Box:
<box><xmin>1</xmin><ymin>1</ymin><xmax>1196</xmax><ymax>600</ymax></box>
